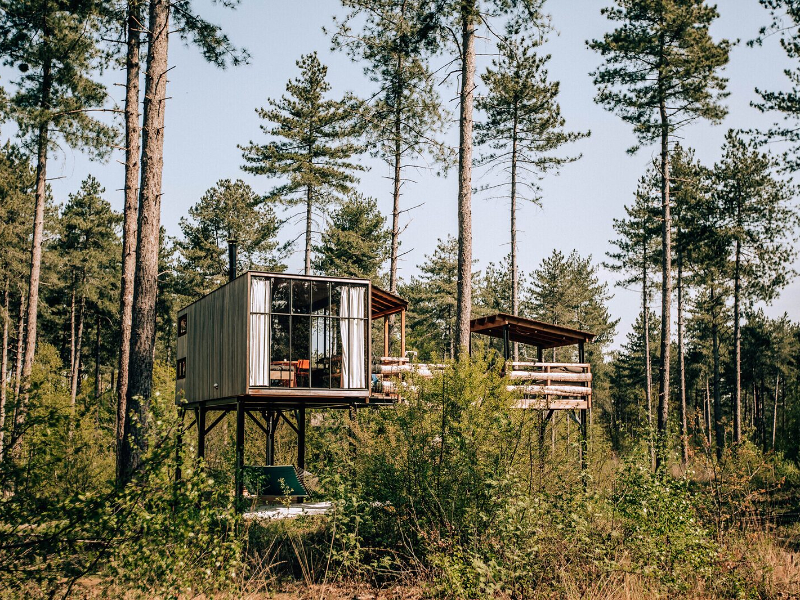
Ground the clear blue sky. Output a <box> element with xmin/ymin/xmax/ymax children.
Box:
<box><xmin>38</xmin><ymin>0</ymin><xmax>800</xmax><ymax>349</ymax></box>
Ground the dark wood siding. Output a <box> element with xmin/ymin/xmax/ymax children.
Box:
<box><xmin>177</xmin><ymin>275</ymin><xmax>248</xmax><ymax>403</ymax></box>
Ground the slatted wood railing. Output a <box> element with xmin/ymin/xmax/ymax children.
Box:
<box><xmin>505</xmin><ymin>362</ymin><xmax>592</xmax><ymax>410</ymax></box>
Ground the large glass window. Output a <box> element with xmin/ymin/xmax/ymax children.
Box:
<box><xmin>250</xmin><ymin>276</ymin><xmax>368</xmax><ymax>389</ymax></box>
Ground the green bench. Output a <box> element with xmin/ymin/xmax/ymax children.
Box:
<box><xmin>242</xmin><ymin>465</ymin><xmax>309</xmax><ymax>502</ymax></box>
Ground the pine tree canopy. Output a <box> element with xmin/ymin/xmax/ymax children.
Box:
<box><xmin>589</xmin><ymin>0</ymin><xmax>731</xmax><ymax>149</ymax></box>
<box><xmin>239</xmin><ymin>52</ymin><xmax>365</xmax><ymax>207</ymax></box>
<box><xmin>332</xmin><ymin>0</ymin><xmax>450</xmax><ymax>168</ymax></box>
<box><xmin>0</xmin><ymin>0</ymin><xmax>118</xmax><ymax>157</ymax></box>
<box><xmin>312</xmin><ymin>192</ymin><xmax>390</xmax><ymax>281</ymax></box>
<box><xmin>476</xmin><ymin>33</ymin><xmax>588</xmax><ymax>199</ymax></box>
<box><xmin>177</xmin><ymin>179</ymin><xmax>286</xmax><ymax>299</ymax></box>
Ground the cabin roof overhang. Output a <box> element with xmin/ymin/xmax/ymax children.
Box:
<box><xmin>371</xmin><ymin>285</ymin><xmax>408</xmax><ymax>319</ymax></box>
<box><xmin>470</xmin><ymin>313</ymin><xmax>596</xmax><ymax>349</ymax></box>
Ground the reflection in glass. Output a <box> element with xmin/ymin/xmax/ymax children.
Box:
<box><xmin>292</xmin><ymin>280</ymin><xmax>311</xmax><ymax>314</ymax></box>
<box><xmin>291</xmin><ymin>315</ymin><xmax>310</xmax><ymax>387</ymax></box>
<box><xmin>331</xmin><ymin>318</ymin><xmax>342</xmax><ymax>388</ymax></box>
<box><xmin>271</xmin><ymin>278</ymin><xmax>290</xmax><ymax>313</ymax></box>
<box><xmin>330</xmin><ymin>284</ymin><xmax>341</xmax><ymax>316</ymax></box>
<box><xmin>311</xmin><ymin>317</ymin><xmax>331</xmax><ymax>387</ymax></box>
<box><xmin>311</xmin><ymin>280</ymin><xmax>330</xmax><ymax>315</ymax></box>
<box><xmin>270</xmin><ymin>314</ymin><xmax>291</xmax><ymax>387</ymax></box>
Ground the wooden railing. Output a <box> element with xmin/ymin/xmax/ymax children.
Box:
<box><xmin>372</xmin><ymin>358</ymin><xmax>592</xmax><ymax>409</ymax></box>
<box><xmin>372</xmin><ymin>356</ymin><xmax>444</xmax><ymax>397</ymax></box>
<box><xmin>505</xmin><ymin>362</ymin><xmax>592</xmax><ymax>410</ymax></box>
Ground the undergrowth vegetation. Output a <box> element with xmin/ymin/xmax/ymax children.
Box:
<box><xmin>1</xmin><ymin>356</ymin><xmax>798</xmax><ymax>598</ymax></box>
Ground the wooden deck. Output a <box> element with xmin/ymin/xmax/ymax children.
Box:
<box><xmin>373</xmin><ymin>358</ymin><xmax>592</xmax><ymax>409</ymax></box>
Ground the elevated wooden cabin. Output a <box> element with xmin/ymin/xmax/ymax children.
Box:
<box><xmin>174</xmin><ymin>270</ymin><xmax>407</xmax><ymax>506</ymax></box>
<box><xmin>469</xmin><ymin>313</ymin><xmax>596</xmax><ymax>410</ymax></box>
<box><xmin>470</xmin><ymin>313</ymin><xmax>596</xmax><ymax>472</ymax></box>
<box><xmin>176</xmin><ymin>271</ymin><xmax>407</xmax><ymax>409</ymax></box>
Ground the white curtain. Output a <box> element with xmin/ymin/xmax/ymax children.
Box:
<box><xmin>249</xmin><ymin>277</ymin><xmax>270</xmax><ymax>386</ymax></box>
<box><xmin>339</xmin><ymin>285</ymin><xmax>366</xmax><ymax>388</ymax></box>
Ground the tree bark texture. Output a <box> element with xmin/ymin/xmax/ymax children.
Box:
<box><xmin>655</xmin><ymin>98</ymin><xmax>672</xmax><ymax>470</ymax></box>
<box><xmin>677</xmin><ymin>248</ymin><xmax>688</xmax><ymax>466</ymax></box>
<box><xmin>455</xmin><ymin>2</ymin><xmax>476</xmax><ymax>359</ymax></box>
<box><xmin>712</xmin><ymin>286</ymin><xmax>723</xmax><ymax>460</ymax></box>
<box><xmin>304</xmin><ymin>184</ymin><xmax>312</xmax><ymax>275</ymax></box>
<box><xmin>0</xmin><ymin>282</ymin><xmax>9</xmax><ymax>460</ymax></box>
<box><xmin>733</xmin><ymin>236</ymin><xmax>742</xmax><ymax>443</ymax></box>
<box><xmin>117</xmin><ymin>0</ymin><xmax>142</xmax><ymax>484</ymax></box>
<box><xmin>643</xmin><ymin>244</ymin><xmax>654</xmax><ymax>469</ymax></box>
<box><xmin>70</xmin><ymin>291</ymin><xmax>86</xmax><ymax>410</ymax></box>
<box><xmin>121</xmin><ymin>0</ymin><xmax>170</xmax><ymax>483</ymax></box>
<box><xmin>510</xmin><ymin>108</ymin><xmax>519</xmax><ymax>362</ymax></box>
<box><xmin>13</xmin><ymin>40</ymin><xmax>52</xmax><ymax>459</ymax></box>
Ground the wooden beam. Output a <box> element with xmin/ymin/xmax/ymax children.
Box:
<box><xmin>246</xmin><ymin>410</ymin><xmax>268</xmax><ymax>436</ymax></box>
<box><xmin>204</xmin><ymin>410</ymin><xmax>228</xmax><ymax>436</ymax></box>
<box><xmin>383</xmin><ymin>316</ymin><xmax>390</xmax><ymax>357</ymax></box>
<box><xmin>400</xmin><ymin>309</ymin><xmax>406</xmax><ymax>357</ymax></box>
<box><xmin>197</xmin><ymin>404</ymin><xmax>206</xmax><ymax>461</ymax></box>
<box><xmin>235</xmin><ymin>398</ymin><xmax>245</xmax><ymax>505</ymax></box>
<box><xmin>297</xmin><ymin>405</ymin><xmax>306</xmax><ymax>472</ymax></box>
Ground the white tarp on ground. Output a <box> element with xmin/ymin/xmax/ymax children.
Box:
<box><xmin>243</xmin><ymin>501</ymin><xmax>333</xmax><ymax>521</ymax></box>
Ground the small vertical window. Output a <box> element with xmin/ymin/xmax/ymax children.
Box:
<box><xmin>177</xmin><ymin>358</ymin><xmax>186</xmax><ymax>380</ymax></box>
<box><xmin>178</xmin><ymin>314</ymin><xmax>187</xmax><ymax>337</ymax></box>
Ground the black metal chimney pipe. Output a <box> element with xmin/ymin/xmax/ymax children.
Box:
<box><xmin>228</xmin><ymin>239</ymin><xmax>238</xmax><ymax>282</ymax></box>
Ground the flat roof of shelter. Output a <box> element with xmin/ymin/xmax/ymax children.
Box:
<box><xmin>371</xmin><ymin>285</ymin><xmax>408</xmax><ymax>319</ymax></box>
<box><xmin>470</xmin><ymin>313</ymin><xmax>596</xmax><ymax>349</ymax></box>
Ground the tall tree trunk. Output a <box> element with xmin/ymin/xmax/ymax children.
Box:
<box><xmin>95</xmin><ymin>314</ymin><xmax>101</xmax><ymax>401</ymax></box>
<box><xmin>655</xmin><ymin>96</ymin><xmax>672</xmax><ymax>470</ymax></box>
<box><xmin>454</xmin><ymin>1</ymin><xmax>476</xmax><ymax>359</ymax></box>
<box><xmin>712</xmin><ymin>286</ymin><xmax>723</xmax><ymax>460</ymax></box>
<box><xmin>117</xmin><ymin>0</ymin><xmax>142</xmax><ymax>484</ymax></box>
<box><xmin>677</xmin><ymin>247</ymin><xmax>688</xmax><ymax>466</ymax></box>
<box><xmin>0</xmin><ymin>281</ymin><xmax>9</xmax><ymax>460</ymax></box>
<box><xmin>643</xmin><ymin>245</ymin><xmax>654</xmax><ymax>469</ymax></box>
<box><xmin>12</xmin><ymin>41</ymin><xmax>52</xmax><ymax>459</ymax></box>
<box><xmin>510</xmin><ymin>109</ymin><xmax>519</xmax><ymax>362</ymax></box>
<box><xmin>705</xmin><ymin>377</ymin><xmax>712</xmax><ymax>447</ymax></box>
<box><xmin>390</xmin><ymin>57</ymin><xmax>403</xmax><ymax>295</ymax></box>
<box><xmin>771</xmin><ymin>374</ymin><xmax>779</xmax><ymax>449</ymax></box>
<box><xmin>69</xmin><ymin>288</ymin><xmax>76</xmax><ymax>392</ymax></box>
<box><xmin>121</xmin><ymin>0</ymin><xmax>170</xmax><ymax>484</ymax></box>
<box><xmin>70</xmin><ymin>291</ymin><xmax>86</xmax><ymax>410</ymax></box>
<box><xmin>733</xmin><ymin>237</ymin><xmax>742</xmax><ymax>443</ymax></box>
<box><xmin>12</xmin><ymin>291</ymin><xmax>25</xmax><ymax>404</ymax></box>
<box><xmin>305</xmin><ymin>183</ymin><xmax>312</xmax><ymax>275</ymax></box>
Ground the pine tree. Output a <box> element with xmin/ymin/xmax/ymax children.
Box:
<box><xmin>312</xmin><ymin>193</ymin><xmax>391</xmax><ymax>282</ymax></box>
<box><xmin>240</xmin><ymin>53</ymin><xmax>365</xmax><ymax>276</ymax></box>
<box><xmin>526</xmin><ymin>249</ymin><xmax>618</xmax><ymax>363</ymax></box>
<box><xmin>419</xmin><ymin>0</ymin><xmax>547</xmax><ymax>358</ymax></box>
<box><xmin>116</xmin><ymin>0</ymin><xmax>143</xmax><ymax>469</ymax></box>
<box><xmin>589</xmin><ymin>0</ymin><xmax>730</xmax><ymax>468</ymax></box>
<box><xmin>670</xmin><ymin>143</ymin><xmax>708</xmax><ymax>465</ymax></box>
<box><xmin>177</xmin><ymin>179</ymin><xmax>285</xmax><ymax>300</ymax></box>
<box><xmin>400</xmin><ymin>236</ymin><xmax>459</xmax><ymax>361</ymax></box>
<box><xmin>332</xmin><ymin>0</ymin><xmax>449</xmax><ymax>295</ymax></box>
<box><xmin>0</xmin><ymin>0</ymin><xmax>117</xmax><ymax>458</ymax></box>
<box><xmin>605</xmin><ymin>178</ymin><xmax>660</xmax><ymax>465</ymax></box>
<box><xmin>753</xmin><ymin>0</ymin><xmax>800</xmax><ymax>170</ymax></box>
<box><xmin>476</xmin><ymin>32</ymin><xmax>588</xmax><ymax>360</ymax></box>
<box><xmin>55</xmin><ymin>176</ymin><xmax>121</xmax><ymax>412</ymax></box>
<box><xmin>711</xmin><ymin>130</ymin><xmax>798</xmax><ymax>445</ymax></box>
<box><xmin>0</xmin><ymin>144</ymin><xmax>35</xmax><ymax>461</ymax></box>
<box><xmin>117</xmin><ymin>0</ymin><xmax>247</xmax><ymax>485</ymax></box>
